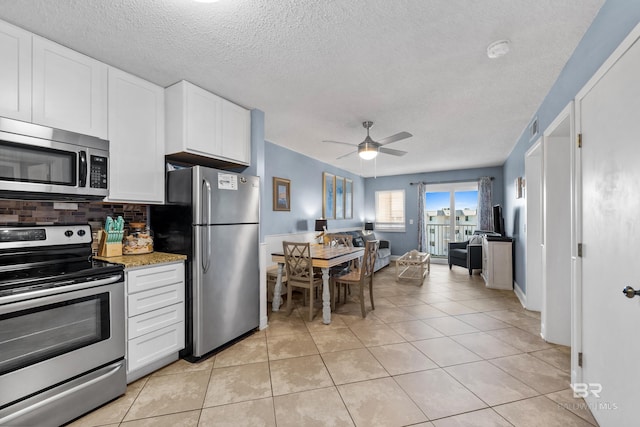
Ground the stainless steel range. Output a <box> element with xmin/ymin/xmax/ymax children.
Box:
<box><xmin>0</xmin><ymin>224</ymin><xmax>126</xmax><ymax>426</ymax></box>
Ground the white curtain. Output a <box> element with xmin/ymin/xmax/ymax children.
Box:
<box><xmin>477</xmin><ymin>177</ymin><xmax>493</xmax><ymax>231</ymax></box>
<box><xmin>417</xmin><ymin>183</ymin><xmax>427</xmax><ymax>252</ymax></box>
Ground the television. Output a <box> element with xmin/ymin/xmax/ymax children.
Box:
<box><xmin>493</xmin><ymin>204</ymin><xmax>505</xmax><ymax>236</ymax></box>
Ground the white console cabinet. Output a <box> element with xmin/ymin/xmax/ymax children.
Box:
<box><xmin>165</xmin><ymin>80</ymin><xmax>250</xmax><ymax>165</ymax></box>
<box><xmin>125</xmin><ymin>262</ymin><xmax>185</xmax><ymax>383</ymax></box>
<box><xmin>481</xmin><ymin>236</ymin><xmax>513</xmax><ymax>290</ymax></box>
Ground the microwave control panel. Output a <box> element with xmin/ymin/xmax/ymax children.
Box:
<box><xmin>90</xmin><ymin>156</ymin><xmax>108</xmax><ymax>189</ymax></box>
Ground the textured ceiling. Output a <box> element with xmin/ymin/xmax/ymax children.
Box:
<box><xmin>0</xmin><ymin>0</ymin><xmax>604</xmax><ymax>177</ymax></box>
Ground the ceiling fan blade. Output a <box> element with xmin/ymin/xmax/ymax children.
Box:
<box><xmin>377</xmin><ymin>131</ymin><xmax>413</xmax><ymax>146</ymax></box>
<box><xmin>379</xmin><ymin>147</ymin><xmax>407</xmax><ymax>157</ymax></box>
<box><xmin>336</xmin><ymin>150</ymin><xmax>357</xmax><ymax>160</ymax></box>
<box><xmin>323</xmin><ymin>140</ymin><xmax>357</xmax><ymax>147</ymax></box>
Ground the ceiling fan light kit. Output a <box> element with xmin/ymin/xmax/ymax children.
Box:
<box><xmin>358</xmin><ymin>143</ymin><xmax>378</xmax><ymax>160</ymax></box>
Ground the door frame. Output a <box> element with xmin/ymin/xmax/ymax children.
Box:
<box><xmin>524</xmin><ymin>138</ymin><xmax>543</xmax><ymax>312</ymax></box>
<box><xmin>541</xmin><ymin>101</ymin><xmax>574</xmax><ymax>346</ymax></box>
<box><xmin>572</xmin><ymin>20</ymin><xmax>640</xmax><ymax>388</ymax></box>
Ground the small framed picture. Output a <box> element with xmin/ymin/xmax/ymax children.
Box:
<box><xmin>273</xmin><ymin>177</ymin><xmax>291</xmax><ymax>211</ymax></box>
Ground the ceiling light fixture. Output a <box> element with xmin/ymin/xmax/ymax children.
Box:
<box><xmin>358</xmin><ymin>143</ymin><xmax>378</xmax><ymax>160</ymax></box>
<box><xmin>487</xmin><ymin>40</ymin><xmax>510</xmax><ymax>59</ymax></box>
<box><xmin>193</xmin><ymin>0</ymin><xmax>220</xmax><ymax>3</ymax></box>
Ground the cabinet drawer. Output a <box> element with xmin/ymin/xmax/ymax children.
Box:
<box><xmin>127</xmin><ymin>283</ymin><xmax>184</xmax><ymax>317</ymax></box>
<box><xmin>127</xmin><ymin>262</ymin><xmax>184</xmax><ymax>294</ymax></box>
<box><xmin>127</xmin><ymin>322</ymin><xmax>185</xmax><ymax>373</ymax></box>
<box><xmin>128</xmin><ymin>302</ymin><xmax>184</xmax><ymax>340</ymax></box>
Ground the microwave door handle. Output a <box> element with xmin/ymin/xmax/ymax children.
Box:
<box><xmin>79</xmin><ymin>151</ymin><xmax>87</xmax><ymax>187</ymax></box>
<box><xmin>201</xmin><ymin>178</ymin><xmax>212</xmax><ymax>273</ymax></box>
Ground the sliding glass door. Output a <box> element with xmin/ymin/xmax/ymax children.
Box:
<box><xmin>424</xmin><ymin>182</ymin><xmax>478</xmax><ymax>258</ymax></box>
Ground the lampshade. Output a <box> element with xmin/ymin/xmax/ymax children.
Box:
<box><xmin>364</xmin><ymin>222</ymin><xmax>374</xmax><ymax>231</ymax></box>
<box><xmin>358</xmin><ymin>143</ymin><xmax>378</xmax><ymax>160</ymax></box>
<box><xmin>315</xmin><ymin>219</ymin><xmax>327</xmax><ymax>232</ymax></box>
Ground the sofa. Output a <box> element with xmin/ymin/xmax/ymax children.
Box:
<box><xmin>343</xmin><ymin>230</ymin><xmax>390</xmax><ymax>272</ymax></box>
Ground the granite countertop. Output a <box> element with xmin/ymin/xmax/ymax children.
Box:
<box><xmin>94</xmin><ymin>252</ymin><xmax>187</xmax><ymax>269</ymax></box>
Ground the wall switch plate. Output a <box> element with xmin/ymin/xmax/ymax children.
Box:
<box><xmin>409</xmin><ymin>219</ymin><xmax>414</xmax><ymax>224</ymax></box>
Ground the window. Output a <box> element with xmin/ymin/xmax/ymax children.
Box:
<box><xmin>375</xmin><ymin>190</ymin><xmax>405</xmax><ymax>231</ymax></box>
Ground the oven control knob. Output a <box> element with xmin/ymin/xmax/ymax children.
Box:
<box><xmin>77</xmin><ymin>229</ymin><xmax>86</xmax><ymax>237</ymax></box>
<box><xmin>64</xmin><ymin>230</ymin><xmax>74</xmax><ymax>237</ymax></box>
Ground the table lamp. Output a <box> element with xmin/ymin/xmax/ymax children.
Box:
<box><xmin>315</xmin><ymin>219</ymin><xmax>327</xmax><ymax>243</ymax></box>
<box><xmin>364</xmin><ymin>222</ymin><xmax>374</xmax><ymax>234</ymax></box>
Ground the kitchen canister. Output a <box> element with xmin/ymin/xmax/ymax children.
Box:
<box><xmin>122</xmin><ymin>222</ymin><xmax>154</xmax><ymax>255</ymax></box>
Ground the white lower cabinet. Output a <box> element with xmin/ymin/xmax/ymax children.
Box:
<box><xmin>125</xmin><ymin>262</ymin><xmax>185</xmax><ymax>382</ymax></box>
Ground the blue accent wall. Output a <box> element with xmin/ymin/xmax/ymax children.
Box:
<box><xmin>262</xmin><ymin>142</ymin><xmax>365</xmax><ymax>236</ymax></box>
<box><xmin>503</xmin><ymin>0</ymin><xmax>640</xmax><ymax>293</ymax></box>
<box><xmin>364</xmin><ymin>167</ymin><xmax>504</xmax><ymax>256</ymax></box>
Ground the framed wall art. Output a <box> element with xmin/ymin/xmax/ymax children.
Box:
<box><xmin>335</xmin><ymin>176</ymin><xmax>345</xmax><ymax>219</ymax></box>
<box><xmin>273</xmin><ymin>177</ymin><xmax>291</xmax><ymax>211</ymax></box>
<box><xmin>344</xmin><ymin>178</ymin><xmax>353</xmax><ymax>219</ymax></box>
<box><xmin>322</xmin><ymin>172</ymin><xmax>335</xmax><ymax>219</ymax></box>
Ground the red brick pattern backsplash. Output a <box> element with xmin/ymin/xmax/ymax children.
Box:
<box><xmin>0</xmin><ymin>201</ymin><xmax>147</xmax><ymax>226</ymax></box>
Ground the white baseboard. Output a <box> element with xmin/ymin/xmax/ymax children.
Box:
<box><xmin>514</xmin><ymin>280</ymin><xmax>527</xmax><ymax>308</ymax></box>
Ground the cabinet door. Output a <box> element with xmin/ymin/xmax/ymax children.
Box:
<box><xmin>185</xmin><ymin>82</ymin><xmax>222</xmax><ymax>156</ymax></box>
<box><xmin>221</xmin><ymin>99</ymin><xmax>250</xmax><ymax>165</ymax></box>
<box><xmin>32</xmin><ymin>36</ymin><xmax>107</xmax><ymax>138</ymax></box>
<box><xmin>107</xmin><ymin>67</ymin><xmax>164</xmax><ymax>203</ymax></box>
<box><xmin>0</xmin><ymin>20</ymin><xmax>31</xmax><ymax>121</ymax></box>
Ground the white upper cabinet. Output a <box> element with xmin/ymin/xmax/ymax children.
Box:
<box><xmin>0</xmin><ymin>20</ymin><xmax>31</xmax><ymax>121</ymax></box>
<box><xmin>165</xmin><ymin>80</ymin><xmax>250</xmax><ymax>165</ymax></box>
<box><xmin>32</xmin><ymin>36</ymin><xmax>108</xmax><ymax>139</ymax></box>
<box><xmin>107</xmin><ymin>67</ymin><xmax>165</xmax><ymax>204</ymax></box>
<box><xmin>221</xmin><ymin>98</ymin><xmax>251</xmax><ymax>164</ymax></box>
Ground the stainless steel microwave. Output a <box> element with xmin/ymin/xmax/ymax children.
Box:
<box><xmin>0</xmin><ymin>117</ymin><xmax>109</xmax><ymax>201</ymax></box>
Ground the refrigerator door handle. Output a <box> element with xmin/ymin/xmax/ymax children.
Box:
<box><xmin>201</xmin><ymin>178</ymin><xmax>212</xmax><ymax>273</ymax></box>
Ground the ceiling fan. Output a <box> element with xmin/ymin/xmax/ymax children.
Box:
<box><xmin>323</xmin><ymin>121</ymin><xmax>412</xmax><ymax>160</ymax></box>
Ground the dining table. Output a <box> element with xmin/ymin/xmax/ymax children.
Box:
<box><xmin>271</xmin><ymin>245</ymin><xmax>365</xmax><ymax>324</ymax></box>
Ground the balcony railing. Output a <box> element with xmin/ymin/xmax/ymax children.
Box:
<box><xmin>426</xmin><ymin>224</ymin><xmax>477</xmax><ymax>258</ymax></box>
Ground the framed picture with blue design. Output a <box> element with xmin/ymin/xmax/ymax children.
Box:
<box><xmin>322</xmin><ymin>172</ymin><xmax>335</xmax><ymax>219</ymax></box>
<box><xmin>335</xmin><ymin>176</ymin><xmax>345</xmax><ymax>219</ymax></box>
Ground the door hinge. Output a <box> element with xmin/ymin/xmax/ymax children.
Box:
<box><xmin>578</xmin><ymin>352</ymin><xmax>583</xmax><ymax>367</ymax></box>
<box><xmin>577</xmin><ymin>243</ymin><xmax>583</xmax><ymax>257</ymax></box>
<box><xmin>577</xmin><ymin>133</ymin><xmax>582</xmax><ymax>148</ymax></box>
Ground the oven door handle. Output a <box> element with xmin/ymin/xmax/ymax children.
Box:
<box><xmin>0</xmin><ymin>274</ymin><xmax>122</xmax><ymax>306</ymax></box>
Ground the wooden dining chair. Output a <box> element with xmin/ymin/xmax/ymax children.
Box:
<box><xmin>325</xmin><ymin>233</ymin><xmax>354</xmax><ymax>307</ymax></box>
<box><xmin>331</xmin><ymin>240</ymin><xmax>379</xmax><ymax>317</ymax></box>
<box><xmin>282</xmin><ymin>241</ymin><xmax>322</xmax><ymax>321</ymax></box>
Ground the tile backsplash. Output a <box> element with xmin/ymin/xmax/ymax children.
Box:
<box><xmin>0</xmin><ymin>201</ymin><xmax>147</xmax><ymax>227</ymax></box>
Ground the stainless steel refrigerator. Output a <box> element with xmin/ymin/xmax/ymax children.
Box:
<box><xmin>151</xmin><ymin>166</ymin><xmax>260</xmax><ymax>359</ymax></box>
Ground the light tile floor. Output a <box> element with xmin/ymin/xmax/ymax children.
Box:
<box><xmin>69</xmin><ymin>264</ymin><xmax>599</xmax><ymax>427</ymax></box>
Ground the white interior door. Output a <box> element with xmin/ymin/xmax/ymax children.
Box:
<box><xmin>577</xmin><ymin>30</ymin><xmax>640</xmax><ymax>426</ymax></box>
<box><xmin>525</xmin><ymin>139</ymin><xmax>543</xmax><ymax>311</ymax></box>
